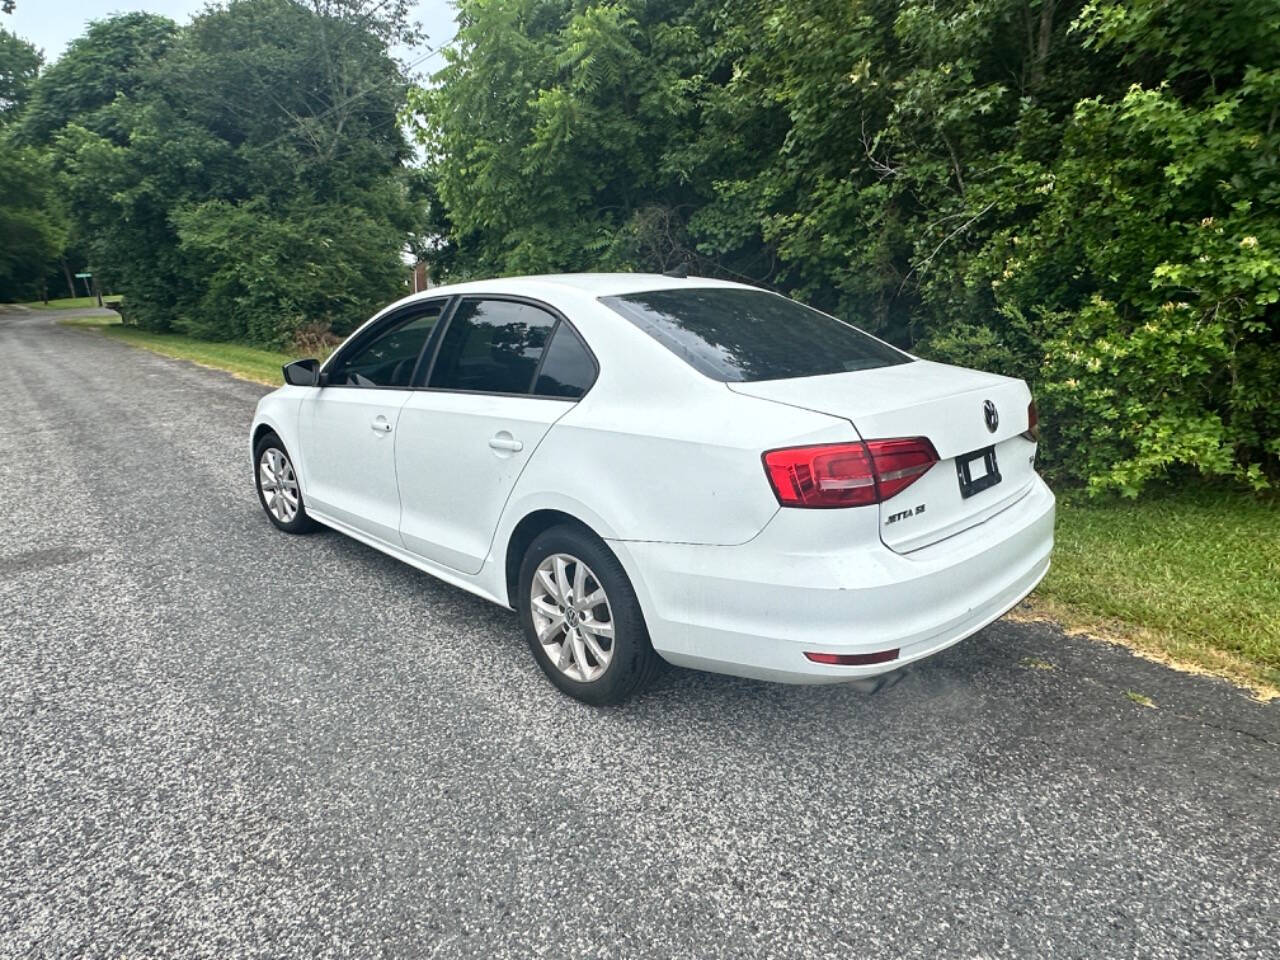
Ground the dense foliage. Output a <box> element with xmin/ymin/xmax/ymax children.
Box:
<box><xmin>6</xmin><ymin>1</ymin><xmax>419</xmax><ymax>342</ymax></box>
<box><xmin>0</xmin><ymin>29</ymin><xmax>62</xmax><ymax>301</ymax></box>
<box><xmin>3</xmin><ymin>0</ymin><xmax>1275</xmax><ymax>494</ymax></box>
<box><xmin>0</xmin><ymin>27</ymin><xmax>40</xmax><ymax>124</ymax></box>
<box><xmin>409</xmin><ymin>0</ymin><xmax>1279</xmax><ymax>494</ymax></box>
<box><xmin>0</xmin><ymin>143</ymin><xmax>66</xmax><ymax>298</ymax></box>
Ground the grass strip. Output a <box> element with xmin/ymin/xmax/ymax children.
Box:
<box><xmin>1029</xmin><ymin>488</ymin><xmax>1279</xmax><ymax>699</ymax></box>
<box><xmin>63</xmin><ymin>313</ymin><xmax>291</xmax><ymax>386</ymax></box>
<box><xmin>23</xmin><ymin>295</ymin><xmax>124</xmax><ymax>310</ymax></box>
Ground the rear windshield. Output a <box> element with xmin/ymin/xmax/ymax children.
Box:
<box><xmin>600</xmin><ymin>288</ymin><xmax>911</xmax><ymax>382</ymax></box>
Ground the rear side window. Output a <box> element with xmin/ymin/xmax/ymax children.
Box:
<box><xmin>533</xmin><ymin>324</ymin><xmax>595</xmax><ymax>399</ymax></box>
<box><xmin>427</xmin><ymin>299</ymin><xmax>556</xmax><ymax>394</ymax></box>
<box><xmin>327</xmin><ymin>302</ymin><xmax>445</xmax><ymax>387</ymax></box>
<box><xmin>600</xmin><ymin>288</ymin><xmax>910</xmax><ymax>382</ymax></box>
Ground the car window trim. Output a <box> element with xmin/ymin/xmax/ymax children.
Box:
<box><xmin>320</xmin><ymin>295</ymin><xmax>455</xmax><ymax>391</ymax></box>
<box><xmin>527</xmin><ymin>319</ymin><xmax>562</xmax><ymax>393</ymax></box>
<box><xmin>413</xmin><ymin>293</ymin><xmax>599</xmax><ymax>400</ymax></box>
<box><xmin>407</xmin><ymin>294</ymin><xmax>461</xmax><ymax>390</ymax></box>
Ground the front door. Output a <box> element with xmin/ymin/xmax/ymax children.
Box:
<box><xmin>297</xmin><ymin>300</ymin><xmax>446</xmax><ymax>544</ymax></box>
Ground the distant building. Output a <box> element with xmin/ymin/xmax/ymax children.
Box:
<box><xmin>410</xmin><ymin>261</ymin><xmax>431</xmax><ymax>292</ymax></box>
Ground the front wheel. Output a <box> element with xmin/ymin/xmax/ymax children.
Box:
<box><xmin>518</xmin><ymin>525</ymin><xmax>661</xmax><ymax>705</ymax></box>
<box><xmin>253</xmin><ymin>433</ymin><xmax>319</xmax><ymax>534</ymax></box>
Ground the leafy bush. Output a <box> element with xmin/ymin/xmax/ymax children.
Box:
<box><xmin>975</xmin><ymin>2</ymin><xmax>1280</xmax><ymax>493</ymax></box>
<box><xmin>172</xmin><ymin>199</ymin><xmax>409</xmax><ymax>346</ymax></box>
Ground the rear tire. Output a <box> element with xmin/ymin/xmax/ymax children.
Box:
<box><xmin>253</xmin><ymin>433</ymin><xmax>320</xmax><ymax>534</ymax></box>
<box><xmin>518</xmin><ymin>524</ymin><xmax>661</xmax><ymax>705</ymax></box>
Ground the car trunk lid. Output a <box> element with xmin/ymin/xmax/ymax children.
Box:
<box><xmin>728</xmin><ymin>360</ymin><xmax>1038</xmax><ymax>553</ymax></box>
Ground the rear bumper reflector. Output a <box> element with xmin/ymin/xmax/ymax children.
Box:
<box><xmin>803</xmin><ymin>649</ymin><xmax>900</xmax><ymax>666</ymax></box>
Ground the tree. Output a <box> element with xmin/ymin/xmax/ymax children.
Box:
<box><xmin>15</xmin><ymin>13</ymin><xmax>178</xmax><ymax>145</ymax></box>
<box><xmin>406</xmin><ymin>0</ymin><xmax>712</xmax><ymax>278</ymax></box>
<box><xmin>0</xmin><ymin>28</ymin><xmax>40</xmax><ymax>124</ymax></box>
<box><xmin>35</xmin><ymin>1</ymin><xmax>419</xmax><ymax>343</ymax></box>
<box><xmin>0</xmin><ymin>145</ymin><xmax>67</xmax><ymax>301</ymax></box>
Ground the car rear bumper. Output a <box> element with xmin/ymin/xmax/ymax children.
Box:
<box><xmin>611</xmin><ymin>476</ymin><xmax>1055</xmax><ymax>684</ymax></box>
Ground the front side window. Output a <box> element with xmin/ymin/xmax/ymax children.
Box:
<box><xmin>427</xmin><ymin>299</ymin><xmax>557</xmax><ymax>394</ymax></box>
<box><xmin>600</xmin><ymin>288</ymin><xmax>911</xmax><ymax>382</ymax></box>
<box><xmin>327</xmin><ymin>302</ymin><xmax>446</xmax><ymax>388</ymax></box>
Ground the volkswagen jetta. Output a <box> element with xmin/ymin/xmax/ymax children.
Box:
<box><xmin>251</xmin><ymin>274</ymin><xmax>1054</xmax><ymax>704</ymax></box>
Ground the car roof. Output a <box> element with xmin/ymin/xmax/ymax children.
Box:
<box><xmin>411</xmin><ymin>272</ymin><xmax>755</xmax><ymax>300</ymax></box>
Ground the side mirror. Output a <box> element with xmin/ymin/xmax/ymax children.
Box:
<box><xmin>282</xmin><ymin>358</ymin><xmax>321</xmax><ymax>386</ymax></box>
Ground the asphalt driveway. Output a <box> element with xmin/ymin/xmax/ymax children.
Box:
<box><xmin>1</xmin><ymin>306</ymin><xmax>1277</xmax><ymax>958</ymax></box>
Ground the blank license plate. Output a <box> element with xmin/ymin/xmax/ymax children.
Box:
<box><xmin>956</xmin><ymin>446</ymin><xmax>1001</xmax><ymax>499</ymax></box>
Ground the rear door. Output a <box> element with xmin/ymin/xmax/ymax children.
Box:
<box><xmin>395</xmin><ymin>297</ymin><xmax>596</xmax><ymax>574</ymax></box>
<box><xmin>729</xmin><ymin>360</ymin><xmax>1038</xmax><ymax>553</ymax></box>
<box><xmin>297</xmin><ymin>300</ymin><xmax>447</xmax><ymax>544</ymax></box>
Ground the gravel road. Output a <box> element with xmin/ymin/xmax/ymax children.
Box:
<box><xmin>1</xmin><ymin>306</ymin><xmax>1277</xmax><ymax>959</ymax></box>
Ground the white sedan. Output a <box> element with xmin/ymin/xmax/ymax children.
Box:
<box><xmin>251</xmin><ymin>274</ymin><xmax>1054</xmax><ymax>704</ymax></box>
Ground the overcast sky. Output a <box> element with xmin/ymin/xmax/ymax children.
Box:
<box><xmin>6</xmin><ymin>1</ymin><xmax>457</xmax><ymax>73</ymax></box>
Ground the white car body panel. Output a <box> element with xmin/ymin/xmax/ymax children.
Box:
<box><xmin>520</xmin><ymin>385</ymin><xmax>852</xmax><ymax>545</ymax></box>
<box><xmin>615</xmin><ymin>476</ymin><xmax>1053</xmax><ymax>682</ymax></box>
<box><xmin>395</xmin><ymin>391</ymin><xmax>573</xmax><ymax>574</ymax></box>
<box><xmin>297</xmin><ymin>386</ymin><xmax>411</xmax><ymax>544</ymax></box>
<box><xmin>251</xmin><ymin>273</ymin><xmax>1055</xmax><ymax>685</ymax></box>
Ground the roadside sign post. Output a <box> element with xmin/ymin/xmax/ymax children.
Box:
<box><xmin>74</xmin><ymin>272</ymin><xmax>102</xmax><ymax>307</ymax></box>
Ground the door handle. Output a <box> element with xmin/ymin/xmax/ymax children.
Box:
<box><xmin>371</xmin><ymin>416</ymin><xmax>393</xmax><ymax>434</ymax></box>
<box><xmin>488</xmin><ymin>436</ymin><xmax>523</xmax><ymax>453</ymax></box>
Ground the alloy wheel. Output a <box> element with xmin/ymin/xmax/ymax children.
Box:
<box><xmin>259</xmin><ymin>447</ymin><xmax>300</xmax><ymax>523</ymax></box>
<box><xmin>530</xmin><ymin>553</ymin><xmax>615</xmax><ymax>682</ymax></box>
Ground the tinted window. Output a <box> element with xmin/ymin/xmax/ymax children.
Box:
<box><xmin>600</xmin><ymin>288</ymin><xmax>911</xmax><ymax>382</ymax></box>
<box><xmin>328</xmin><ymin>303</ymin><xmax>445</xmax><ymax>387</ymax></box>
<box><xmin>427</xmin><ymin>299</ymin><xmax>556</xmax><ymax>394</ymax></box>
<box><xmin>534</xmin><ymin>324</ymin><xmax>595</xmax><ymax>399</ymax></box>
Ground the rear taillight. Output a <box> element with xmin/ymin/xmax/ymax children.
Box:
<box><xmin>1022</xmin><ymin>400</ymin><xmax>1039</xmax><ymax>442</ymax></box>
<box><xmin>867</xmin><ymin>438</ymin><xmax>941</xmax><ymax>500</ymax></box>
<box><xmin>762</xmin><ymin>438</ymin><xmax>938</xmax><ymax>508</ymax></box>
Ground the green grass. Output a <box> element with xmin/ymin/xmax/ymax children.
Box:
<box><xmin>62</xmin><ymin>313</ymin><xmax>292</xmax><ymax>385</ymax></box>
<box><xmin>23</xmin><ymin>294</ymin><xmax>123</xmax><ymax>310</ymax></box>
<box><xmin>105</xmin><ymin>328</ymin><xmax>293</xmax><ymax>384</ymax></box>
<box><xmin>1035</xmin><ymin>487</ymin><xmax>1280</xmax><ymax>697</ymax></box>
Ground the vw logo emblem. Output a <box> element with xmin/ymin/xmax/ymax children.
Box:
<box><xmin>983</xmin><ymin>399</ymin><xmax>999</xmax><ymax>433</ymax></box>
